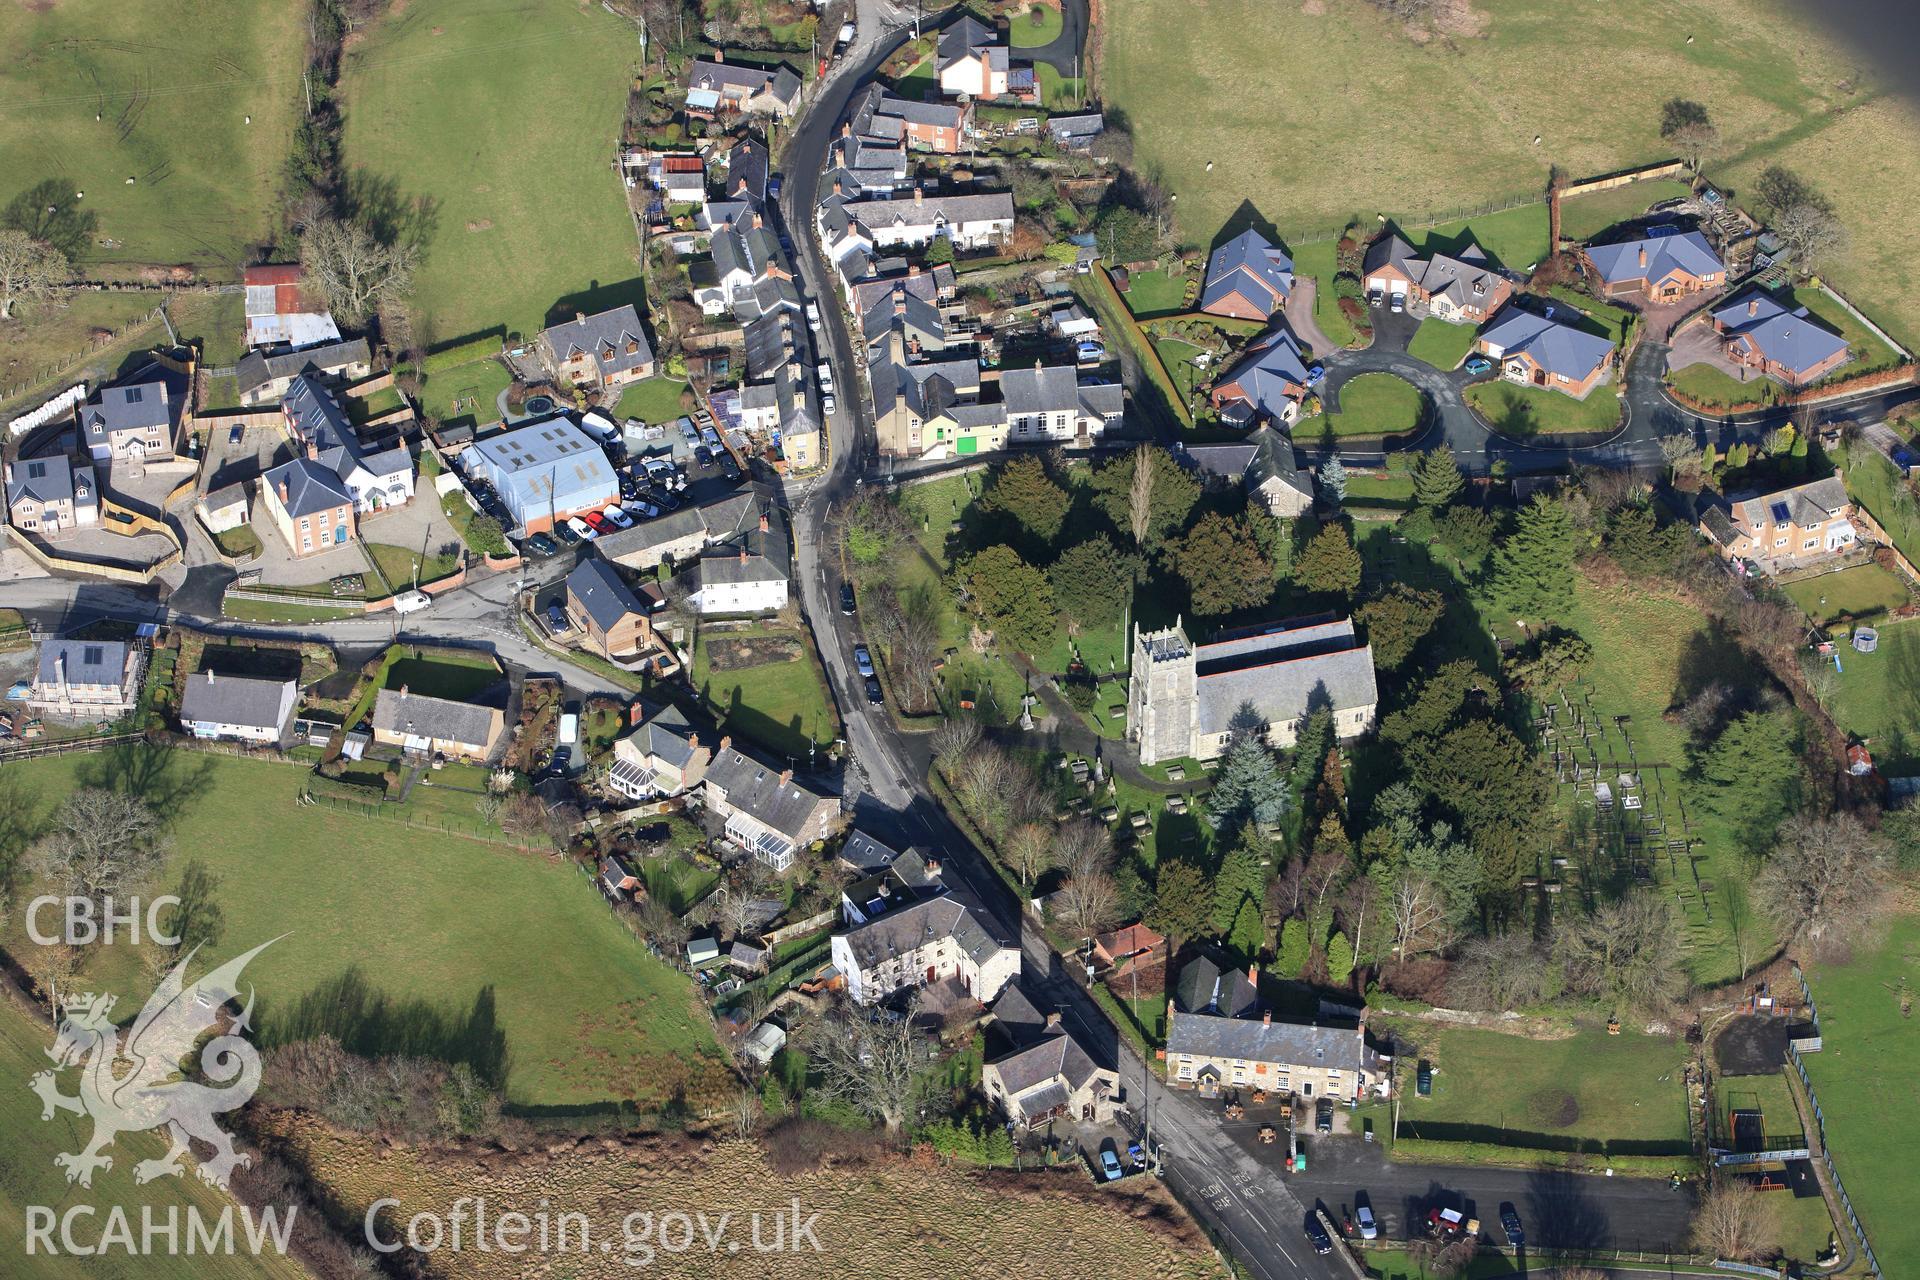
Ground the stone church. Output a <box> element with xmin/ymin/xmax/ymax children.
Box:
<box><xmin>1128</xmin><ymin>615</ymin><xmax>1378</xmax><ymax>766</ymax></box>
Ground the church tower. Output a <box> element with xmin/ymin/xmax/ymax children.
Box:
<box><xmin>1129</xmin><ymin>618</ymin><xmax>1197</xmax><ymax>766</ymax></box>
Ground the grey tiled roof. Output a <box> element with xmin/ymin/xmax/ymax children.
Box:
<box><xmin>1213</xmin><ymin>324</ymin><xmax>1311</xmax><ymax>421</ymax></box>
<box><xmin>1201</xmin><ymin>229</ymin><xmax>1293</xmax><ymax>313</ymax></box>
<box><xmin>541</xmin><ymin>305</ymin><xmax>654</xmax><ymax>380</ymax></box>
<box><xmin>1000</xmin><ymin>364</ymin><xmax>1080</xmax><ymax>416</ymax></box>
<box><xmin>1479</xmin><ymin>302</ymin><xmax>1614</xmax><ymax>380</ymax></box>
<box><xmin>373</xmin><ymin>688</ymin><xmax>498</xmax><ymax>749</ymax></box>
<box><xmin>1733</xmin><ymin>475</ymin><xmax>1849</xmax><ymax>528</ymax></box>
<box><xmin>235</xmin><ymin>337</ymin><xmax>370</xmax><ymax>399</ymax></box>
<box><xmin>1175</xmin><ymin>957</ymin><xmax>1259</xmax><ymax>1017</ymax></box>
<box><xmin>567</xmin><ymin>556</ymin><xmax>644</xmax><ymax>632</ymax></box>
<box><xmin>1586</xmin><ymin>230</ymin><xmax>1722</xmax><ymax>287</ymax></box>
<box><xmin>836</xmin><ymin>893</ymin><xmax>1008</xmax><ymax>970</ymax></box>
<box><xmin>1190</xmin><ymin>617</ymin><xmax>1377</xmax><ymax>738</ymax></box>
<box><xmin>265</xmin><ymin>457</ymin><xmax>352</xmax><ymax>518</ymax></box>
<box><xmin>179</xmin><ymin>672</ymin><xmax>295</xmax><ymax>733</ymax></box>
<box><xmin>7</xmin><ymin>454</ymin><xmax>94</xmax><ymax>510</ymax></box>
<box><xmin>1167</xmin><ymin>1011</ymin><xmax>1368</xmax><ymax>1074</ymax></box>
<box><xmin>80</xmin><ymin>380</ymin><xmax>170</xmax><ymax>446</ymax></box>
<box><xmin>705</xmin><ymin>745</ymin><xmax>833</xmax><ymax>841</ymax></box>
<box><xmin>850</xmin><ymin>192</ymin><xmax>1015</xmax><ymax>233</ymax></box>
<box><xmin>1710</xmin><ymin>289</ymin><xmax>1851</xmax><ymax>377</ymax></box>
<box><xmin>37</xmin><ymin>639</ymin><xmax>129</xmax><ymax>688</ymax></box>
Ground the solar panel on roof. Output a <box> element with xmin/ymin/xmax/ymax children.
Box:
<box><xmin>1770</xmin><ymin>501</ymin><xmax>1792</xmax><ymax>523</ymax></box>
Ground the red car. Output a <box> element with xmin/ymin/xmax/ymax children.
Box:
<box><xmin>582</xmin><ymin>511</ymin><xmax>610</xmax><ymax>535</ymax></box>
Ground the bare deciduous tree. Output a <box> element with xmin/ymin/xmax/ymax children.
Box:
<box><xmin>1757</xmin><ymin>811</ymin><xmax>1888</xmax><ymax>955</ymax></box>
<box><xmin>1384</xmin><ymin>868</ymin><xmax>1449</xmax><ymax>964</ymax></box>
<box><xmin>1005</xmin><ymin>822</ymin><xmax>1057</xmax><ymax>893</ymax></box>
<box><xmin>1450</xmin><ymin>930</ymin><xmax>1554</xmax><ymax>1011</ymax></box>
<box><xmin>1692</xmin><ymin>1176</ymin><xmax>1779</xmax><ymax>1262</ymax></box>
<box><xmin>1659</xmin><ymin>432</ymin><xmax>1700</xmax><ymax>477</ymax></box>
<box><xmin>300</xmin><ymin>217</ymin><xmax>418</xmax><ymax>326</ymax></box>
<box><xmin>1053</xmin><ymin>820</ymin><xmax>1119</xmax><ymax>936</ymax></box>
<box><xmin>0</xmin><ymin>229</ymin><xmax>69</xmax><ymax>320</ymax></box>
<box><xmin>805</xmin><ymin>995</ymin><xmax>925</xmax><ymax>1133</ymax></box>
<box><xmin>32</xmin><ymin>788</ymin><xmax>169</xmax><ymax>911</ymax></box>
<box><xmin>931</xmin><ymin>715</ymin><xmax>983</xmax><ymax>775</ymax></box>
<box><xmin>23</xmin><ymin>942</ymin><xmax>80</xmax><ymax>1017</ymax></box>
<box><xmin>1772</xmin><ymin>201</ymin><xmax>1846</xmax><ymax>274</ymax></box>
<box><xmin>1556</xmin><ymin>892</ymin><xmax>1690</xmax><ymax>1010</ymax></box>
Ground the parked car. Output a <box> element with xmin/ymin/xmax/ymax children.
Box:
<box><xmin>567</xmin><ymin>516</ymin><xmax>597</xmax><ymax>542</ymax></box>
<box><xmin>584</xmin><ymin>511</ymin><xmax>611</xmax><ymax>535</ymax></box>
<box><xmin>1355</xmin><ymin>1200</ymin><xmax>1378</xmax><ymax>1241</ymax></box>
<box><xmin>853</xmin><ymin>644</ymin><xmax>874</xmax><ymax>677</ymax></box>
<box><xmin>815</xmin><ymin>361</ymin><xmax>834</xmax><ymax>392</ymax></box>
<box><xmin>1076</xmin><ymin>341</ymin><xmax>1106</xmax><ymax>362</ymax></box>
<box><xmin>228</xmin><ymin>423</ymin><xmax>245</xmax><ymax>445</ymax></box>
<box><xmin>1304</xmin><ymin>1215</ymin><xmax>1334</xmax><ymax>1256</ymax></box>
<box><xmin>806</xmin><ymin>301</ymin><xmax>821</xmax><ymax>330</ymax></box>
<box><xmin>1316</xmin><ymin>1099</ymin><xmax>1334</xmax><ymax>1134</ymax></box>
<box><xmin>546</xmin><ymin>604</ymin><xmax>570</xmax><ymax>630</ymax></box>
<box><xmin>1389</xmin><ymin>293</ymin><xmax>1405</xmax><ymax>314</ymax></box>
<box><xmin>822</xmin><ymin>393</ymin><xmax>837</xmax><ymax>416</ymax></box>
<box><xmin>694</xmin><ymin>444</ymin><xmax>713</xmax><ymax>466</ymax></box>
<box><xmin>1463</xmin><ymin>355</ymin><xmax>1493</xmax><ymax>375</ymax></box>
<box><xmin>1098</xmin><ymin>1149</ymin><xmax>1123</xmax><ymax>1182</ymax></box>
<box><xmin>864</xmin><ymin>675</ymin><xmax>884</xmax><ymax>706</ymax></box>
<box><xmin>525</xmin><ymin>532</ymin><xmax>559</xmax><ymax>557</ymax></box>
<box><xmin>767</xmin><ymin>174</ymin><xmax>783</xmax><ymax>199</ymax></box>
<box><xmin>601</xmin><ymin>505</ymin><xmax>633</xmax><ymax>529</ymax></box>
<box><xmin>630</xmin><ymin>500</ymin><xmax>659</xmax><ymax>518</ymax></box>
<box><xmin>1367</xmin><ymin>288</ymin><xmax>1384</xmax><ymax>308</ymax></box>
<box><xmin>1306</xmin><ymin>363</ymin><xmax>1325</xmax><ymax>385</ymax></box>
<box><xmin>553</xmin><ymin>522</ymin><xmax>581</xmax><ymax>547</ymax></box>
<box><xmin>840</xmin><ymin>583</ymin><xmax>856</xmax><ymax>615</ymax></box>
<box><xmin>1499</xmin><ymin>1205</ymin><xmax>1523</xmax><ymax>1248</ymax></box>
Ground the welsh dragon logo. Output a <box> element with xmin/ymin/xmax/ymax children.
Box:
<box><xmin>30</xmin><ymin>939</ymin><xmax>278</xmax><ymax>1190</ymax></box>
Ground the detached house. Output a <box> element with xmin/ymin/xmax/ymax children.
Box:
<box><xmin>235</xmin><ymin>337</ymin><xmax>372</xmax><ymax>407</ymax></box>
<box><xmin>830</xmin><ymin>890</ymin><xmax>1020</xmax><ymax>1005</ymax></box>
<box><xmin>372</xmin><ymin>687</ymin><xmax>505</xmax><ymax>761</ymax></box>
<box><xmin>282</xmin><ymin>376</ymin><xmax>414</xmax><ymax>514</ymax></box>
<box><xmin>701</xmin><ymin>743</ymin><xmax>840</xmax><ymax>871</ymax></box>
<box><xmin>982</xmin><ymin>984</ymin><xmax>1122</xmax><ymax>1127</ymax></box>
<box><xmin>565</xmin><ymin>556</ymin><xmax>653</xmax><ymax>660</ymax></box>
<box><xmin>6</xmin><ymin>454</ymin><xmax>97</xmax><ymax>534</ymax></box>
<box><xmin>261</xmin><ymin>457</ymin><xmax>355</xmax><ymax>558</ymax></box>
<box><xmin>1001</xmin><ymin>362</ymin><xmax>1124</xmax><ymax>447</ymax></box>
<box><xmin>1475</xmin><ymin>302</ymin><xmax>1616</xmax><ymax>398</ymax></box>
<box><xmin>1710</xmin><ymin>290</ymin><xmax>1852</xmax><ymax>388</ymax></box>
<box><xmin>685</xmin><ymin>55</ymin><xmax>802</xmax><ymax>118</ymax></box>
<box><xmin>936</xmin><ymin>16</ymin><xmax>1011</xmax><ymax>99</ymax></box>
<box><xmin>1362</xmin><ymin>234</ymin><xmax>1512</xmax><ymax>324</ymax></box>
<box><xmin>1209</xmin><ymin>324</ymin><xmax>1313</xmax><ymax>427</ymax></box>
<box><xmin>608</xmin><ymin>703</ymin><xmax>712</xmax><ymax>802</ymax></box>
<box><xmin>1199</xmin><ymin>229</ymin><xmax>1293</xmax><ymax>321</ymax></box>
<box><xmin>538</xmin><ymin>305</ymin><xmax>655</xmax><ymax>393</ymax></box>
<box><xmin>26</xmin><ymin>639</ymin><xmax>142</xmax><ymax>718</ymax></box>
<box><xmin>1698</xmin><ymin>475</ymin><xmax>1857</xmax><ymax>576</ymax></box>
<box><xmin>80</xmin><ymin>380</ymin><xmax>174</xmax><ymax>462</ymax></box>
<box><xmin>1187</xmin><ymin>428</ymin><xmax>1314</xmax><ymax>520</ymax></box>
<box><xmin>1583</xmin><ymin>230</ymin><xmax>1725</xmax><ymax>301</ymax></box>
<box><xmin>178</xmin><ymin>671</ymin><xmax>298</xmax><ymax>745</ymax></box>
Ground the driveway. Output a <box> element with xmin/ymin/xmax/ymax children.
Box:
<box><xmin>1284</xmin><ymin>277</ymin><xmax>1337</xmax><ymax>358</ymax></box>
<box><xmin>1015</xmin><ymin>0</ymin><xmax>1088</xmax><ymax>76</ymax></box>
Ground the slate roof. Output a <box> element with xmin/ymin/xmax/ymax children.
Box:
<box><xmin>373</xmin><ymin>688</ymin><xmax>498</xmax><ymax>749</ymax></box>
<box><xmin>1248</xmin><ymin>425</ymin><xmax>1314</xmax><ymax>503</ymax></box>
<box><xmin>1732</xmin><ymin>475</ymin><xmax>1850</xmax><ymax>528</ymax></box>
<box><xmin>850</xmin><ymin>192</ymin><xmax>1015</xmax><ymax>234</ymax></box>
<box><xmin>1479</xmin><ymin>302</ymin><xmax>1614</xmax><ymax>380</ymax></box>
<box><xmin>839</xmin><ymin>829</ymin><xmax>907</xmax><ymax>874</ymax></box>
<box><xmin>990</xmin><ymin>1027</ymin><xmax>1105</xmax><ymax>1112</ymax></box>
<box><xmin>1167</xmin><ymin>1011</ymin><xmax>1368</xmax><ymax>1074</ymax></box>
<box><xmin>265</xmin><ymin>457</ymin><xmax>352</xmax><ymax>518</ymax></box>
<box><xmin>837</xmin><ymin>893</ymin><xmax>1007</xmax><ymax>970</ymax></box>
<box><xmin>541</xmin><ymin>305</ymin><xmax>654</xmax><ymax>380</ymax></box>
<box><xmin>705</xmin><ymin>745</ymin><xmax>833</xmax><ymax>841</ymax></box>
<box><xmin>179</xmin><ymin>672</ymin><xmax>295</xmax><ymax>733</ymax></box>
<box><xmin>1418</xmin><ymin>246</ymin><xmax>1506</xmax><ymax>311</ymax></box>
<box><xmin>937</xmin><ymin>14</ymin><xmax>997</xmax><ymax>64</ymax></box>
<box><xmin>1710</xmin><ymin>289</ymin><xmax>1851</xmax><ymax>377</ymax></box>
<box><xmin>686</xmin><ymin>59</ymin><xmax>801</xmax><ymax>111</ymax></box>
<box><xmin>1213</xmin><ymin>324</ymin><xmax>1312</xmax><ymax>420</ymax></box>
<box><xmin>1174</xmin><ymin>956</ymin><xmax>1260</xmax><ymax>1018</ymax></box>
<box><xmin>80</xmin><ymin>380</ymin><xmax>171</xmax><ymax>447</ymax></box>
<box><xmin>726</xmin><ymin>136</ymin><xmax>769</xmax><ymax>204</ymax></box>
<box><xmin>235</xmin><ymin>337</ymin><xmax>370</xmax><ymax>400</ymax></box>
<box><xmin>628</xmin><ymin>701</ymin><xmax>700</xmax><ymax>769</ymax></box>
<box><xmin>37</xmin><ymin>639</ymin><xmax>129</xmax><ymax>688</ymax></box>
<box><xmin>1000</xmin><ymin>363</ymin><xmax>1080</xmax><ymax>416</ymax></box>
<box><xmin>990</xmin><ymin>982</ymin><xmax>1054</xmax><ymax>1049</ymax></box>
<box><xmin>567</xmin><ymin>556</ymin><xmax>645</xmax><ymax>632</ymax></box>
<box><xmin>283</xmin><ymin>375</ymin><xmax>412</xmax><ymax>489</ymax></box>
<box><xmin>7</xmin><ymin>454</ymin><xmax>95</xmax><ymax>511</ymax></box>
<box><xmin>1361</xmin><ymin>233</ymin><xmax>1419</xmax><ymax>279</ymax></box>
<box><xmin>1046</xmin><ymin>112</ymin><xmax>1104</xmax><ymax>143</ymax></box>
<box><xmin>1184</xmin><ymin>442</ymin><xmax>1260</xmax><ymax>482</ymax></box>
<box><xmin>1189</xmin><ymin>616</ymin><xmax>1377</xmax><ymax>738</ymax></box>
<box><xmin>1586</xmin><ymin>230</ymin><xmax>1723</xmax><ymax>288</ymax></box>
<box><xmin>1201</xmin><ymin>229</ymin><xmax>1293</xmax><ymax>314</ymax></box>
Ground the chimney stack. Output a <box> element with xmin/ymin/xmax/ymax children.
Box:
<box><xmin>738</xmin><ymin>545</ymin><xmax>748</xmax><ymax>563</ymax></box>
<box><xmin>913</xmin><ymin>186</ymin><xmax>924</xmax><ymax>205</ymax></box>
<box><xmin>1263</xmin><ymin>1010</ymin><xmax>1272</xmax><ymax>1026</ymax></box>
<box><xmin>714</xmin><ymin>49</ymin><xmax>724</xmax><ymax>61</ymax></box>
<box><xmin>1248</xmin><ymin>962</ymin><xmax>1259</xmax><ymax>984</ymax></box>
<box><xmin>1044</xmin><ymin>1011</ymin><xmax>1063</xmax><ymax>1031</ymax></box>
<box><xmin>278</xmin><ymin>480</ymin><xmax>290</xmax><ymax>503</ymax></box>
<box><xmin>908</xmin><ymin>264</ymin><xmax>921</xmax><ymax>278</ymax></box>
<box><xmin>1749</xmin><ymin>296</ymin><xmax>1760</xmax><ymax>317</ymax></box>
<box><xmin>576</xmin><ymin>311</ymin><xmax>587</xmax><ymax>325</ymax></box>
<box><xmin>629</xmin><ymin>702</ymin><xmax>646</xmax><ymax>726</ymax></box>
<box><xmin>778</xmin><ymin>768</ymin><xmax>793</xmax><ymax>787</ymax></box>
<box><xmin>400</xmin><ymin>685</ymin><xmax>409</xmax><ymax>697</ymax></box>
<box><xmin>1638</xmin><ymin>245</ymin><xmax>1648</xmax><ymax>269</ymax></box>
<box><xmin>758</xmin><ymin>513</ymin><xmax>769</xmax><ymax>533</ymax></box>
<box><xmin>719</xmin><ymin>735</ymin><xmax>733</xmax><ymax>752</ymax></box>
<box><xmin>205</xmin><ymin>669</ymin><xmax>214</xmax><ymax>684</ymax></box>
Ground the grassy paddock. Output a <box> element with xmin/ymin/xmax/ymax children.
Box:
<box><xmin>0</xmin><ymin>751</ymin><xmax>730</xmax><ymax>1109</ymax></box>
<box><xmin>1559</xmin><ymin>178</ymin><xmax>1695</xmax><ymax>241</ymax></box>
<box><xmin>692</xmin><ymin>625</ymin><xmax>840</xmax><ymax>763</ymax></box>
<box><xmin>340</xmin><ymin>0</ymin><xmax>643</xmax><ymax>342</ymax></box>
<box><xmin>614</xmin><ymin>376</ymin><xmax>691</xmax><ymax>424</ymax></box>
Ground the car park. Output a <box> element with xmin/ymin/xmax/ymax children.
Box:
<box><xmin>553</xmin><ymin>522</ymin><xmax>580</xmax><ymax>546</ymax></box>
<box><xmin>567</xmin><ymin>516</ymin><xmax>597</xmax><ymax>542</ymax></box>
<box><xmin>601</xmin><ymin>505</ymin><xmax>633</xmax><ymax>529</ymax></box>
<box><xmin>853</xmin><ymin>644</ymin><xmax>874</xmax><ymax>677</ymax></box>
<box><xmin>1098</xmin><ymin>1149</ymin><xmax>1123</xmax><ymax>1182</ymax></box>
<box><xmin>1499</xmin><ymin>1205</ymin><xmax>1523</xmax><ymax>1248</ymax></box>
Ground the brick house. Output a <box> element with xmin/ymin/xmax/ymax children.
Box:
<box><xmin>1581</xmin><ymin>230</ymin><xmax>1725</xmax><ymax>301</ymax></box>
<box><xmin>537</xmin><ymin>305</ymin><xmax>655</xmax><ymax>394</ymax></box>
<box><xmin>565</xmin><ymin>556</ymin><xmax>653</xmax><ymax>659</ymax></box>
<box><xmin>1710</xmin><ymin>290</ymin><xmax>1852</xmax><ymax>388</ymax></box>
<box><xmin>1697</xmin><ymin>476</ymin><xmax>1858</xmax><ymax>576</ymax></box>
<box><xmin>1199</xmin><ymin>229</ymin><xmax>1293</xmax><ymax>321</ymax></box>
<box><xmin>261</xmin><ymin>458</ymin><xmax>355</xmax><ymax>558</ymax></box>
<box><xmin>1362</xmin><ymin>234</ymin><xmax>1512</xmax><ymax>323</ymax></box>
<box><xmin>1475</xmin><ymin>301</ymin><xmax>1616</xmax><ymax>398</ymax></box>
<box><xmin>608</xmin><ymin>703</ymin><xmax>712</xmax><ymax>801</ymax></box>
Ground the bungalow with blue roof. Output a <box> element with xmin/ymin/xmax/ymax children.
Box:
<box><xmin>1199</xmin><ymin>229</ymin><xmax>1293</xmax><ymax>322</ymax></box>
<box><xmin>1582</xmin><ymin>230</ymin><xmax>1726</xmax><ymax>301</ymax></box>
<box><xmin>1710</xmin><ymin>290</ymin><xmax>1852</xmax><ymax>388</ymax></box>
<box><xmin>1208</xmin><ymin>324</ymin><xmax>1312</xmax><ymax>426</ymax></box>
<box><xmin>1475</xmin><ymin>301</ymin><xmax>1617</xmax><ymax>398</ymax></box>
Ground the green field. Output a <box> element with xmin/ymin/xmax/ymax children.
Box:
<box><xmin>1804</xmin><ymin>913</ymin><xmax>1920</xmax><ymax>1275</ymax></box>
<box><xmin>1667</xmin><ymin>360</ymin><xmax>1764</xmax><ymax>408</ymax></box>
<box><xmin>0</xmin><ymin>0</ymin><xmax>305</xmax><ymax>269</ymax></box>
<box><xmin>614</xmin><ymin>376</ymin><xmax>691</xmax><ymax>424</ymax></box>
<box><xmin>339</xmin><ymin>0</ymin><xmax>643</xmax><ymax>343</ymax></box>
<box><xmin>1036</xmin><ymin>64</ymin><xmax>1086</xmax><ymax>112</ymax></box>
<box><xmin>1008</xmin><ymin>3</ymin><xmax>1064</xmax><ymax>48</ymax></box>
<box><xmin>1391</xmin><ymin>1021</ymin><xmax>1691</xmax><ymax>1147</ymax></box>
<box><xmin>1406</xmin><ymin>317</ymin><xmax>1479</xmax><ymax>370</ymax></box>
<box><xmin>0</xmin><ymin>751</ymin><xmax>730</xmax><ymax>1109</ymax></box>
<box><xmin>1781</xmin><ymin>564</ymin><xmax>1911</xmax><ymax>626</ymax></box>
<box><xmin>1467</xmin><ymin>379</ymin><xmax>1622</xmax><ymax>436</ymax></box>
<box><xmin>0</xmin><ymin>293</ymin><xmax>163</xmax><ymax>392</ymax></box>
<box><xmin>421</xmin><ymin>354</ymin><xmax>513</xmax><ymax>433</ymax></box>
<box><xmin>1558</xmin><ymin>178</ymin><xmax>1696</xmax><ymax>242</ymax></box>
<box><xmin>692</xmin><ymin>626</ymin><xmax>840</xmax><ymax>763</ymax></box>
<box><xmin>0</xmin><ymin>999</ymin><xmax>310</xmax><ymax>1280</ymax></box>
<box><xmin>1316</xmin><ymin>372</ymin><xmax>1426</xmax><ymax>438</ymax></box>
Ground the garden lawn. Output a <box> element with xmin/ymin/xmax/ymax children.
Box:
<box><xmin>0</xmin><ymin>999</ymin><xmax>310</xmax><ymax>1280</ymax></box>
<box><xmin>1844</xmin><ymin>446</ymin><xmax>1920</xmax><ymax>567</ymax></box>
<box><xmin>1548</xmin><ymin>287</ymin><xmax>1632</xmax><ymax>344</ymax></box>
<box><xmin>1318</xmin><ymin>372</ymin><xmax>1425</xmax><ymax>438</ymax></box>
<box><xmin>1389</xmin><ymin>1021</ymin><xmax>1691</xmax><ymax>1147</ymax></box>
<box><xmin>222</xmin><ymin>597</ymin><xmax>364</xmax><ymax>624</ymax></box>
<box><xmin>1818</xmin><ymin>622</ymin><xmax>1920</xmax><ymax>772</ymax></box>
<box><xmin>1008</xmin><ymin>3</ymin><xmax>1064</xmax><ymax>48</ymax></box>
<box><xmin>1155</xmin><ymin>337</ymin><xmax>1208</xmax><ymax>411</ymax></box>
<box><xmin>383</xmin><ymin>652</ymin><xmax>500</xmax><ymax>701</ymax></box>
<box><xmin>0</xmin><ymin>0</ymin><xmax>305</xmax><ymax>269</ymax></box>
<box><xmin>1558</xmin><ymin>179</ymin><xmax>1695</xmax><ymax>242</ymax></box>
<box><xmin>1781</xmin><ymin>563</ymin><xmax>1910</xmax><ymax>625</ymax></box>
<box><xmin>1036</xmin><ymin>64</ymin><xmax>1086</xmax><ymax>112</ymax></box>
<box><xmin>0</xmin><ymin>751</ymin><xmax>731</xmax><ymax>1108</ymax></box>
<box><xmin>1344</xmin><ymin>471</ymin><xmax>1415</xmax><ymax>512</ymax></box>
<box><xmin>421</xmin><ymin>355</ymin><xmax>513</xmax><ymax>434</ymax></box>
<box><xmin>1803</xmin><ymin>912</ymin><xmax>1920</xmax><ymax>1276</ymax></box>
<box><xmin>614</xmin><ymin>376</ymin><xmax>692</xmax><ymax>424</ymax></box>
<box><xmin>1105</xmin><ymin>0</ymin><xmax>1861</xmax><ymax>254</ymax></box>
<box><xmin>1406</xmin><ymin>317</ymin><xmax>1479</xmax><ymax>370</ymax></box>
<box><xmin>1120</xmin><ymin>267</ymin><xmax>1190</xmax><ymax>319</ymax></box>
<box><xmin>692</xmin><ymin>626</ymin><xmax>839</xmax><ymax>762</ymax></box>
<box><xmin>214</xmin><ymin>524</ymin><xmax>263</xmax><ymax>558</ymax></box>
<box><xmin>365</xmin><ymin>541</ymin><xmax>462</xmax><ymax>593</ymax></box>
<box><xmin>1467</xmin><ymin>379</ymin><xmax>1621</xmax><ymax>436</ymax></box>
<box><xmin>1785</xmin><ymin>285</ymin><xmax>1904</xmax><ymax>375</ymax></box>
<box><xmin>1668</xmin><ymin>361</ymin><xmax>1762</xmax><ymax>409</ymax></box>
<box><xmin>1416</xmin><ymin>204</ymin><xmax>1552</xmax><ymax>274</ymax></box>
<box><xmin>340</xmin><ymin>0</ymin><xmax>642</xmax><ymax>342</ymax></box>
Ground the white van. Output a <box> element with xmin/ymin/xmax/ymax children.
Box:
<box><xmin>558</xmin><ymin>713</ymin><xmax>579</xmax><ymax>746</ymax></box>
<box><xmin>392</xmin><ymin>590</ymin><xmax>432</xmax><ymax>615</ymax></box>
